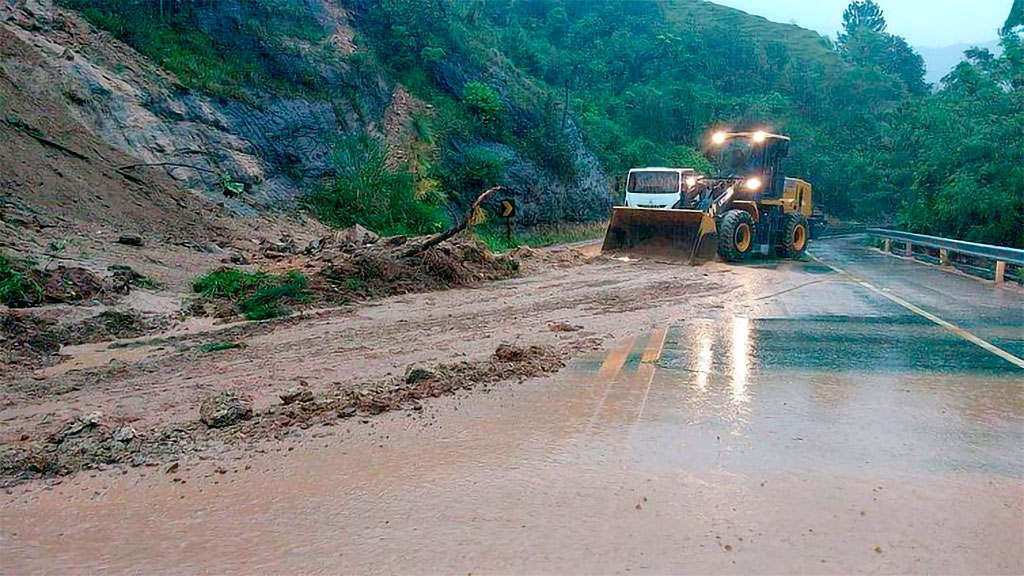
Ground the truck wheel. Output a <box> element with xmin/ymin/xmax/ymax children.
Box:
<box><xmin>717</xmin><ymin>209</ymin><xmax>755</xmax><ymax>262</ymax></box>
<box><xmin>777</xmin><ymin>213</ymin><xmax>809</xmax><ymax>258</ymax></box>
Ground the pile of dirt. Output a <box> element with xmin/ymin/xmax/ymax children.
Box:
<box><xmin>0</xmin><ymin>343</ymin><xmax>566</xmax><ymax>485</ymax></box>
<box><xmin>189</xmin><ymin>234</ymin><xmax>522</xmax><ymax>320</ymax></box>
<box><xmin>30</xmin><ymin>266</ymin><xmax>107</xmax><ymax>304</ymax></box>
<box><xmin>314</xmin><ymin>236</ymin><xmax>520</xmax><ymax>300</ymax></box>
<box><xmin>0</xmin><ymin>312</ymin><xmax>63</xmax><ymax>366</ymax></box>
<box><xmin>509</xmin><ymin>244</ymin><xmax>591</xmax><ymax>271</ymax></box>
<box><xmin>1</xmin><ymin>309</ymin><xmax>169</xmax><ymax>369</ymax></box>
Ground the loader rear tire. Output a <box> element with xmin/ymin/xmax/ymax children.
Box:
<box><xmin>717</xmin><ymin>209</ymin><xmax>755</xmax><ymax>262</ymax></box>
<box><xmin>776</xmin><ymin>213</ymin><xmax>809</xmax><ymax>259</ymax></box>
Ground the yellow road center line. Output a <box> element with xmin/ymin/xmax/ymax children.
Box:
<box><xmin>637</xmin><ymin>325</ymin><xmax>669</xmax><ymax>422</ymax></box>
<box><xmin>583</xmin><ymin>336</ymin><xmax>638</xmax><ymax>435</ymax></box>
<box><xmin>815</xmin><ymin>258</ymin><xmax>1024</xmax><ymax>370</ymax></box>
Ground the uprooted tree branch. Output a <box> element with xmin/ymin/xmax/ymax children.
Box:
<box><xmin>401</xmin><ymin>186</ymin><xmax>504</xmax><ymax>257</ymax></box>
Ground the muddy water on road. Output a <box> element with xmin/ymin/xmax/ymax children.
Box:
<box><xmin>4</xmin><ymin>306</ymin><xmax>1022</xmax><ymax>574</ymax></box>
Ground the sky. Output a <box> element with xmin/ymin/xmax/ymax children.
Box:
<box><xmin>712</xmin><ymin>0</ymin><xmax>1010</xmax><ymax>47</ymax></box>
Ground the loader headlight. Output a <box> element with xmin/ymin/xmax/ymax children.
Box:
<box><xmin>711</xmin><ymin>131</ymin><xmax>727</xmax><ymax>145</ymax></box>
<box><xmin>744</xmin><ymin>177</ymin><xmax>762</xmax><ymax>191</ymax></box>
<box><xmin>685</xmin><ymin>176</ymin><xmax>698</xmax><ymax>188</ymax></box>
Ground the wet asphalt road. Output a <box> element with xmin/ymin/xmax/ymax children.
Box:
<box><xmin>3</xmin><ymin>236</ymin><xmax>1022</xmax><ymax>574</ymax></box>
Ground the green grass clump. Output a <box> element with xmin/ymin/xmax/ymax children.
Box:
<box><xmin>192</xmin><ymin>268</ymin><xmax>308</xmax><ymax>320</ymax></box>
<box><xmin>0</xmin><ymin>253</ymin><xmax>43</xmax><ymax>308</ymax></box>
<box><xmin>198</xmin><ymin>341</ymin><xmax>245</xmax><ymax>353</ymax></box>
<box><xmin>192</xmin><ymin>269</ymin><xmax>268</xmax><ymax>299</ymax></box>
<box><xmin>237</xmin><ymin>271</ymin><xmax>307</xmax><ymax>320</ymax></box>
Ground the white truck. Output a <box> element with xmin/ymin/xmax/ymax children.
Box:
<box><xmin>624</xmin><ymin>167</ymin><xmax>699</xmax><ymax>209</ymax></box>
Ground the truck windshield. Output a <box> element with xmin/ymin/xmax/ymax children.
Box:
<box><xmin>627</xmin><ymin>171</ymin><xmax>680</xmax><ymax>194</ymax></box>
<box><xmin>717</xmin><ymin>139</ymin><xmax>763</xmax><ymax>178</ymax></box>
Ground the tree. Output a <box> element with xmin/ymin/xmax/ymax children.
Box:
<box><xmin>838</xmin><ymin>0</ymin><xmax>886</xmax><ymax>46</ymax></box>
<box><xmin>1004</xmin><ymin>0</ymin><xmax>1024</xmax><ymax>33</ymax></box>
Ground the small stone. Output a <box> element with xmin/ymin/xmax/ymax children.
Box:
<box><xmin>338</xmin><ymin>406</ymin><xmax>357</xmax><ymax>418</ymax></box>
<box><xmin>199</xmin><ymin>390</ymin><xmax>254</xmax><ymax>428</ymax></box>
<box><xmin>279</xmin><ymin>387</ymin><xmax>314</xmax><ymax>405</ymax></box>
<box><xmin>117</xmin><ymin>234</ymin><xmax>144</xmax><ymax>247</ymax></box>
<box><xmin>337</xmin><ymin>224</ymin><xmax>379</xmax><ymax>246</ymax></box>
<box><xmin>165</xmin><ymin>462</ymin><xmax>179</xmax><ymax>474</ymax></box>
<box><xmin>404</xmin><ymin>365</ymin><xmax>435</xmax><ymax>384</ymax></box>
<box><xmin>112</xmin><ymin>425</ymin><xmax>135</xmax><ymax>443</ymax></box>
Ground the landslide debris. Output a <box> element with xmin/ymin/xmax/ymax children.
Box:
<box><xmin>190</xmin><ymin>232</ymin><xmax>520</xmax><ymax>320</ymax></box>
<box><xmin>1</xmin><ymin>309</ymin><xmax>169</xmax><ymax>369</ymax></box>
<box><xmin>199</xmin><ymin>390</ymin><xmax>254</xmax><ymax>428</ymax></box>
<box><xmin>0</xmin><ymin>343</ymin><xmax>566</xmax><ymax>486</ymax></box>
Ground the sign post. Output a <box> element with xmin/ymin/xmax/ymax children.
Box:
<box><xmin>499</xmin><ymin>198</ymin><xmax>516</xmax><ymax>244</ymax></box>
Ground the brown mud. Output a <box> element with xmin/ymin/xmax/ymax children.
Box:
<box><xmin>1</xmin><ymin>247</ymin><xmax>737</xmax><ymax>486</ymax></box>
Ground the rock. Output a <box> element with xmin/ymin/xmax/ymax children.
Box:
<box><xmin>338</xmin><ymin>224</ymin><xmax>379</xmax><ymax>246</ymax></box>
<box><xmin>385</xmin><ymin>235</ymin><xmax>408</xmax><ymax>246</ymax></box>
<box><xmin>548</xmin><ymin>321</ymin><xmax>583</xmax><ymax>333</ymax></box>
<box><xmin>338</xmin><ymin>406</ymin><xmax>357</xmax><ymax>418</ymax></box>
<box><xmin>112</xmin><ymin>425</ymin><xmax>136</xmax><ymax>443</ymax></box>
<box><xmin>52</xmin><ymin>411</ymin><xmax>104</xmax><ymax>443</ymax></box>
<box><xmin>404</xmin><ymin>365</ymin><xmax>436</xmax><ymax>384</ymax></box>
<box><xmin>199</xmin><ymin>390</ymin><xmax>254</xmax><ymax>428</ymax></box>
<box><xmin>279</xmin><ymin>387</ymin><xmax>314</xmax><ymax>405</ymax></box>
<box><xmin>117</xmin><ymin>234</ymin><xmax>144</xmax><ymax>247</ymax></box>
<box><xmin>221</xmin><ymin>254</ymin><xmax>249</xmax><ymax>265</ymax></box>
<box><xmin>198</xmin><ymin>242</ymin><xmax>225</xmax><ymax>254</ymax></box>
<box><xmin>305</xmin><ymin>237</ymin><xmax>326</xmax><ymax>254</ymax></box>
<box><xmin>165</xmin><ymin>461</ymin><xmax>179</xmax><ymax>474</ymax></box>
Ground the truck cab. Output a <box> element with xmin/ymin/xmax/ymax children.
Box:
<box><xmin>625</xmin><ymin>168</ymin><xmax>697</xmax><ymax>209</ymax></box>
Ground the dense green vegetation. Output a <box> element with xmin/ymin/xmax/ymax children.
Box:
<box><xmin>192</xmin><ymin>269</ymin><xmax>308</xmax><ymax>320</ymax></box>
<box><xmin>62</xmin><ymin>0</ymin><xmax>332</xmax><ymax>98</ymax></box>
<box><xmin>64</xmin><ymin>0</ymin><xmax>1022</xmax><ymax>247</ymax></box>
<box><xmin>303</xmin><ymin>135</ymin><xmax>447</xmax><ymax>236</ymax></box>
<box><xmin>354</xmin><ymin>0</ymin><xmax>1022</xmax><ymax>246</ymax></box>
<box><xmin>0</xmin><ymin>253</ymin><xmax>42</xmax><ymax>308</ymax></box>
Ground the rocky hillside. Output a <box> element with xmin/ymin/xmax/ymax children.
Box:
<box><xmin>0</xmin><ymin>0</ymin><xmax>610</xmax><ymax>232</ymax></box>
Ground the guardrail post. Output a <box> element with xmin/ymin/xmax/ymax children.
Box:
<box><xmin>883</xmin><ymin>239</ymin><xmax>891</xmax><ymax>253</ymax></box>
<box><xmin>939</xmin><ymin>249</ymin><xmax>950</xmax><ymax>266</ymax></box>
<box><xmin>903</xmin><ymin>242</ymin><xmax>913</xmax><ymax>257</ymax></box>
<box><xmin>995</xmin><ymin>261</ymin><xmax>1006</xmax><ymax>284</ymax></box>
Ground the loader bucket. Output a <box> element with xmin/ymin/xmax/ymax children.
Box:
<box><xmin>601</xmin><ymin>207</ymin><xmax>719</xmax><ymax>264</ymax></box>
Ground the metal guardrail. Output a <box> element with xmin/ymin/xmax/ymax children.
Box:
<box><xmin>867</xmin><ymin>228</ymin><xmax>1024</xmax><ymax>284</ymax></box>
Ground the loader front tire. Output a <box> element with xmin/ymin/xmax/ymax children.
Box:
<box><xmin>717</xmin><ymin>209</ymin><xmax>755</xmax><ymax>262</ymax></box>
<box><xmin>776</xmin><ymin>213</ymin><xmax>809</xmax><ymax>259</ymax></box>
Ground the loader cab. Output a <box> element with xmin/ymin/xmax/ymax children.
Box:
<box><xmin>625</xmin><ymin>168</ymin><xmax>697</xmax><ymax>209</ymax></box>
<box><xmin>710</xmin><ymin>131</ymin><xmax>789</xmax><ymax>199</ymax></box>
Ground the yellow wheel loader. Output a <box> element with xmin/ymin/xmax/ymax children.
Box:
<box><xmin>602</xmin><ymin>131</ymin><xmax>814</xmax><ymax>264</ymax></box>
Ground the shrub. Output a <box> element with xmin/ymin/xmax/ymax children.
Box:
<box><xmin>0</xmin><ymin>253</ymin><xmax>43</xmax><ymax>308</ymax></box>
<box><xmin>304</xmin><ymin>135</ymin><xmax>447</xmax><ymax>236</ymax></box>
<box><xmin>462</xmin><ymin>81</ymin><xmax>504</xmax><ymax>128</ymax></box>
<box><xmin>437</xmin><ymin>145</ymin><xmax>506</xmax><ymax>203</ymax></box>
<box><xmin>192</xmin><ymin>269</ymin><xmax>308</xmax><ymax>320</ymax></box>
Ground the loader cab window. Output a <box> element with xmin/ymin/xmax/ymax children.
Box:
<box><xmin>627</xmin><ymin>171</ymin><xmax>681</xmax><ymax>194</ymax></box>
<box><xmin>717</xmin><ymin>139</ymin><xmax>762</xmax><ymax>178</ymax></box>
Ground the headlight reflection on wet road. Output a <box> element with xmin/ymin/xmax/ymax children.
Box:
<box><xmin>731</xmin><ymin>316</ymin><xmax>751</xmax><ymax>406</ymax></box>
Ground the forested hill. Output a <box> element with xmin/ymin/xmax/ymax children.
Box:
<box><xmin>15</xmin><ymin>0</ymin><xmax>1024</xmax><ymax>247</ymax></box>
